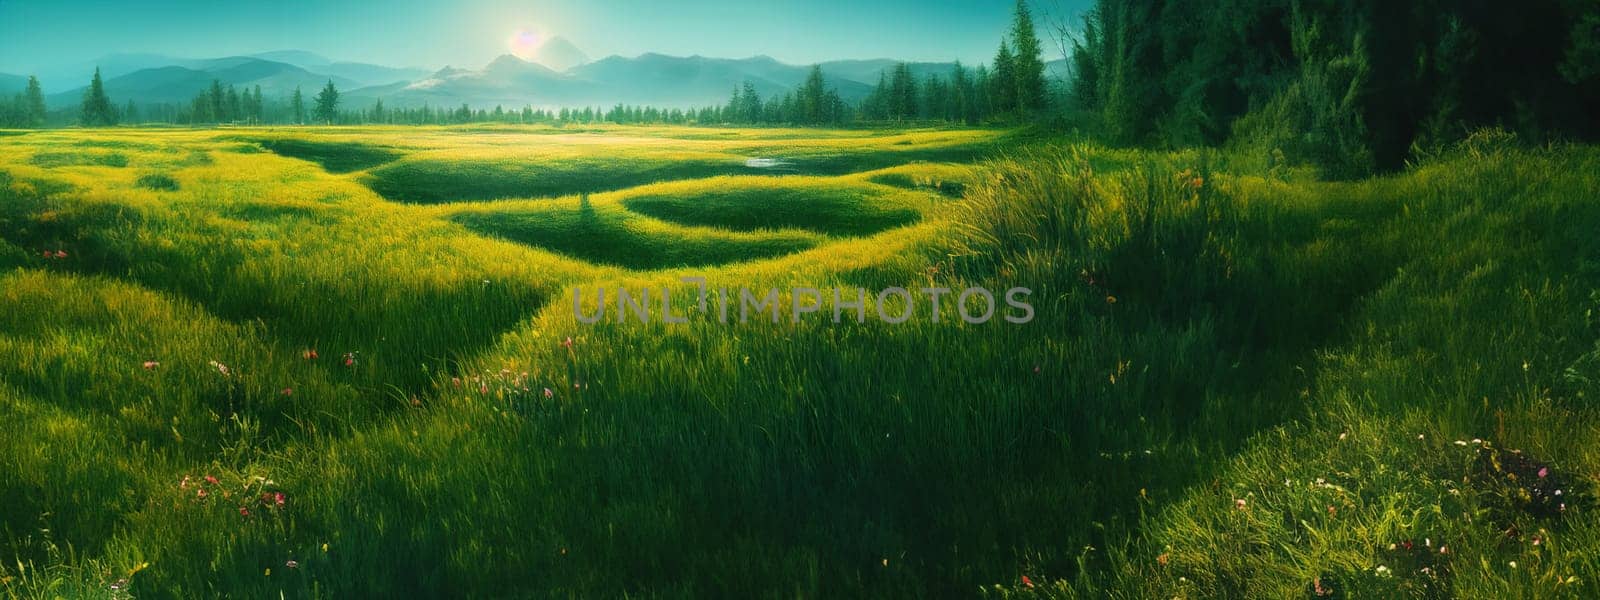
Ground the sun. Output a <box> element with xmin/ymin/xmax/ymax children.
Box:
<box><xmin>509</xmin><ymin>29</ymin><xmax>544</xmax><ymax>60</ymax></box>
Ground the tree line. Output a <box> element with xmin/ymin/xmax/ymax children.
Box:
<box><xmin>1067</xmin><ymin>0</ymin><xmax>1600</xmax><ymax>176</ymax></box>
<box><xmin>2</xmin><ymin>1</ymin><xmax>1054</xmax><ymax>129</ymax></box>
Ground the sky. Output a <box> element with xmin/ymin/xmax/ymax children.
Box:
<box><xmin>0</xmin><ymin>0</ymin><xmax>1088</xmax><ymax>76</ymax></box>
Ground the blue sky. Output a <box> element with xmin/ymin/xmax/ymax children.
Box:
<box><xmin>0</xmin><ymin>0</ymin><xmax>1089</xmax><ymax>74</ymax></box>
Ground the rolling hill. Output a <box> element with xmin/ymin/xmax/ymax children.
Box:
<box><xmin>44</xmin><ymin>58</ymin><xmax>361</xmax><ymax>108</ymax></box>
<box><xmin>0</xmin><ymin>73</ymin><xmax>26</xmax><ymax>95</ymax></box>
<box><xmin>22</xmin><ymin>46</ymin><xmax>1069</xmax><ymax>112</ymax></box>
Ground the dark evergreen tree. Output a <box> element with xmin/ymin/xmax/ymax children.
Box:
<box><xmin>80</xmin><ymin>68</ymin><xmax>118</xmax><ymax>127</ymax></box>
<box><xmin>23</xmin><ymin>76</ymin><xmax>46</xmax><ymax>128</ymax></box>
<box><xmin>1010</xmin><ymin>0</ymin><xmax>1048</xmax><ymax>112</ymax></box>
<box><xmin>313</xmin><ymin>81</ymin><xmax>340</xmax><ymax>124</ymax></box>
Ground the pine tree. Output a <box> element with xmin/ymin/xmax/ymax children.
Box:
<box><xmin>726</xmin><ymin>85</ymin><xmax>744</xmax><ymax>124</ymax></box>
<box><xmin>23</xmin><ymin>76</ymin><xmax>46</xmax><ymax>128</ymax></box>
<box><xmin>1010</xmin><ymin>0</ymin><xmax>1047</xmax><ymax>113</ymax></box>
<box><xmin>992</xmin><ymin>41</ymin><xmax>1018</xmax><ymax>115</ymax></box>
<box><xmin>313</xmin><ymin>81</ymin><xmax>339</xmax><ymax>124</ymax></box>
<box><xmin>740</xmin><ymin>81</ymin><xmax>762</xmax><ymax>123</ymax></box>
<box><xmin>890</xmin><ymin>63</ymin><xmax>918</xmax><ymax>120</ymax></box>
<box><xmin>80</xmin><ymin>68</ymin><xmax>117</xmax><ymax>127</ymax></box>
<box><xmin>800</xmin><ymin>65</ymin><xmax>828</xmax><ymax>124</ymax></box>
<box><xmin>291</xmin><ymin>86</ymin><xmax>306</xmax><ymax>125</ymax></box>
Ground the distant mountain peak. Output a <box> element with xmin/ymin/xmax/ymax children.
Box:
<box><xmin>531</xmin><ymin>36</ymin><xmax>591</xmax><ymax>73</ymax></box>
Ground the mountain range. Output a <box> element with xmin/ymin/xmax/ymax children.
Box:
<box><xmin>7</xmin><ymin>39</ymin><xmax>1070</xmax><ymax>111</ymax></box>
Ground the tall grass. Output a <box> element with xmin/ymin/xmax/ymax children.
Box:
<box><xmin>0</xmin><ymin>125</ymin><xmax>1596</xmax><ymax>598</ymax></box>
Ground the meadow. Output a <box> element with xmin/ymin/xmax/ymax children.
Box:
<box><xmin>0</xmin><ymin>123</ymin><xmax>1598</xmax><ymax>598</ymax></box>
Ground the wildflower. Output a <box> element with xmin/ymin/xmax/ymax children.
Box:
<box><xmin>1339</xmin><ymin>432</ymin><xmax>1348</xmax><ymax>440</ymax></box>
<box><xmin>1234</xmin><ymin>498</ymin><xmax>1248</xmax><ymax>510</ymax></box>
<box><xmin>1539</xmin><ymin>467</ymin><xmax>1549</xmax><ymax>478</ymax></box>
<box><xmin>239</xmin><ymin>506</ymin><xmax>250</xmax><ymax>517</ymax></box>
<box><xmin>281</xmin><ymin>388</ymin><xmax>293</xmax><ymax>396</ymax></box>
<box><xmin>197</xmin><ymin>488</ymin><xmax>208</xmax><ymax>499</ymax></box>
<box><xmin>1021</xmin><ymin>575</ymin><xmax>1034</xmax><ymax>588</ymax></box>
<box><xmin>1533</xmin><ymin>535</ymin><xmax>1543</xmax><ymax>546</ymax></box>
<box><xmin>142</xmin><ymin>361</ymin><xmax>160</xmax><ymax>370</ymax></box>
<box><xmin>302</xmin><ymin>349</ymin><xmax>318</xmax><ymax>360</ymax></box>
<box><xmin>543</xmin><ymin>388</ymin><xmax>554</xmax><ymax>398</ymax></box>
<box><xmin>205</xmin><ymin>475</ymin><xmax>219</xmax><ymax>485</ymax></box>
<box><xmin>1157</xmin><ymin>553</ymin><xmax>1170</xmax><ymax>566</ymax></box>
<box><xmin>343</xmin><ymin>352</ymin><xmax>356</xmax><ymax>367</ymax></box>
<box><xmin>1327</xmin><ymin>505</ymin><xmax>1337</xmax><ymax>517</ymax></box>
<box><xmin>53</xmin><ymin>250</ymin><xmax>67</xmax><ymax>259</ymax></box>
<box><xmin>1510</xmin><ymin>561</ymin><xmax>1518</xmax><ymax>569</ymax></box>
<box><xmin>1439</xmin><ymin>545</ymin><xmax>1449</xmax><ymax>554</ymax></box>
<box><xmin>561</xmin><ymin>336</ymin><xmax>574</xmax><ymax>349</ymax></box>
<box><xmin>1033</xmin><ymin>365</ymin><xmax>1041</xmax><ymax>374</ymax></box>
<box><xmin>1106</xmin><ymin>295</ymin><xmax>1117</xmax><ymax>305</ymax></box>
<box><xmin>209</xmin><ymin>360</ymin><xmax>231</xmax><ymax>376</ymax></box>
<box><xmin>1374</xmin><ymin>565</ymin><xmax>1391</xmax><ymax>577</ymax></box>
<box><xmin>273</xmin><ymin>492</ymin><xmax>286</xmax><ymax>507</ymax></box>
<box><xmin>451</xmin><ymin>377</ymin><xmax>461</xmax><ymax>387</ymax></box>
<box><xmin>286</xmin><ymin>560</ymin><xmax>299</xmax><ymax>569</ymax></box>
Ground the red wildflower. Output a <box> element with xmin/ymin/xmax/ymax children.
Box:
<box><xmin>205</xmin><ymin>475</ymin><xmax>219</xmax><ymax>485</ymax></box>
<box><xmin>342</xmin><ymin>353</ymin><xmax>356</xmax><ymax>367</ymax></box>
<box><xmin>54</xmin><ymin>250</ymin><xmax>67</xmax><ymax>259</ymax></box>
<box><xmin>142</xmin><ymin>361</ymin><xmax>160</xmax><ymax>370</ymax></box>
<box><xmin>281</xmin><ymin>388</ymin><xmax>293</xmax><ymax>396</ymax></box>
<box><xmin>196</xmin><ymin>488</ymin><xmax>208</xmax><ymax>499</ymax></box>
<box><xmin>273</xmin><ymin>492</ymin><xmax>286</xmax><ymax>507</ymax></box>
<box><xmin>561</xmin><ymin>336</ymin><xmax>574</xmax><ymax>349</ymax></box>
<box><xmin>543</xmin><ymin>387</ymin><xmax>554</xmax><ymax>398</ymax></box>
<box><xmin>239</xmin><ymin>506</ymin><xmax>250</xmax><ymax>517</ymax></box>
<box><xmin>302</xmin><ymin>349</ymin><xmax>318</xmax><ymax>360</ymax></box>
<box><xmin>1021</xmin><ymin>575</ymin><xmax>1034</xmax><ymax>589</ymax></box>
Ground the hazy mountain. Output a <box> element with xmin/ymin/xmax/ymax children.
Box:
<box><xmin>531</xmin><ymin>37</ymin><xmax>591</xmax><ymax>73</ymax></box>
<box><xmin>361</xmin><ymin>53</ymin><xmax>892</xmax><ymax>109</ymax></box>
<box><xmin>0</xmin><ymin>73</ymin><xmax>25</xmax><ymax>94</ymax></box>
<box><xmin>360</xmin><ymin>54</ymin><xmax>595</xmax><ymax>108</ymax></box>
<box><xmin>18</xmin><ymin>47</ymin><xmax>1042</xmax><ymax>112</ymax></box>
<box><xmin>44</xmin><ymin>58</ymin><xmax>360</xmax><ymax>108</ymax></box>
<box><xmin>250</xmin><ymin>50</ymin><xmax>430</xmax><ymax>87</ymax></box>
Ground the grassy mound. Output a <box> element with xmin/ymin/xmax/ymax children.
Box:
<box><xmin>255</xmin><ymin>139</ymin><xmax>404</xmax><ymax>173</ymax></box>
<box><xmin>621</xmin><ymin>177</ymin><xmax>922</xmax><ymax>236</ymax></box>
<box><xmin>30</xmin><ymin>151</ymin><xmax>128</xmax><ymax>168</ymax></box>
<box><xmin>364</xmin><ymin>156</ymin><xmax>746</xmax><ymax>203</ymax></box>
<box><xmin>450</xmin><ymin>196</ymin><xmax>820</xmax><ymax>269</ymax></box>
<box><xmin>135</xmin><ymin>172</ymin><xmax>180</xmax><ymax>191</ymax></box>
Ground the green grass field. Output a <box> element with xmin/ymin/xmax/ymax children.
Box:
<box><xmin>1</xmin><ymin>124</ymin><xmax>1598</xmax><ymax>598</ymax></box>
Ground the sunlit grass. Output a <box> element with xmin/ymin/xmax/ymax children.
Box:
<box><xmin>1</xmin><ymin>124</ymin><xmax>1597</xmax><ymax>597</ymax></box>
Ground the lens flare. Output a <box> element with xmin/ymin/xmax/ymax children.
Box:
<box><xmin>509</xmin><ymin>29</ymin><xmax>543</xmax><ymax>60</ymax></box>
